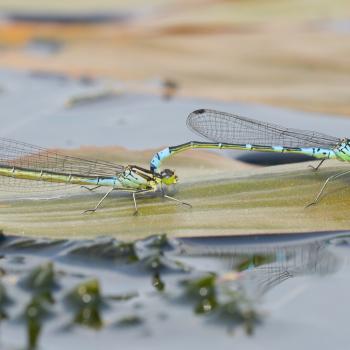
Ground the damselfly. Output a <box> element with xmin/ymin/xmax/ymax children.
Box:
<box><xmin>150</xmin><ymin>109</ymin><xmax>350</xmax><ymax>206</ymax></box>
<box><xmin>0</xmin><ymin>138</ymin><xmax>191</xmax><ymax>214</ymax></box>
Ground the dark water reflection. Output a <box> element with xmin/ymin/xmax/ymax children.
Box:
<box><xmin>0</xmin><ymin>231</ymin><xmax>348</xmax><ymax>350</ymax></box>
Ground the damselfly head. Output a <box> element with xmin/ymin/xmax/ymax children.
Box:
<box><xmin>159</xmin><ymin>169</ymin><xmax>177</xmax><ymax>185</ymax></box>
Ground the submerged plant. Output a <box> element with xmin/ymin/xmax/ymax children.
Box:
<box><xmin>0</xmin><ymin>282</ymin><xmax>11</xmax><ymax>321</ymax></box>
<box><xmin>181</xmin><ymin>274</ymin><xmax>218</xmax><ymax>314</ymax></box>
<box><xmin>65</xmin><ymin>279</ymin><xmax>104</xmax><ymax>329</ymax></box>
<box><xmin>152</xmin><ymin>272</ymin><xmax>165</xmax><ymax>292</ymax></box>
<box><xmin>23</xmin><ymin>294</ymin><xmax>53</xmax><ymax>350</ymax></box>
<box><xmin>21</xmin><ymin>262</ymin><xmax>58</xmax><ymax>294</ymax></box>
<box><xmin>0</xmin><ymin>233</ymin><xmax>270</xmax><ymax>348</ymax></box>
<box><xmin>209</xmin><ymin>293</ymin><xmax>261</xmax><ymax>335</ymax></box>
<box><xmin>12</xmin><ymin>263</ymin><xmax>58</xmax><ymax>350</ymax></box>
<box><xmin>180</xmin><ymin>273</ymin><xmax>261</xmax><ymax>334</ymax></box>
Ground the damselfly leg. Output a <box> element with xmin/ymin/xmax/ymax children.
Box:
<box><xmin>83</xmin><ymin>188</ymin><xmax>153</xmax><ymax>215</ymax></box>
<box><xmin>82</xmin><ymin>187</ymin><xmax>191</xmax><ymax>215</ymax></box>
<box><xmin>306</xmin><ymin>169</ymin><xmax>350</xmax><ymax>207</ymax></box>
<box><xmin>83</xmin><ymin>187</ymin><xmax>114</xmax><ymax>213</ymax></box>
<box><xmin>308</xmin><ymin>159</ymin><xmax>326</xmax><ymax>172</ymax></box>
<box><xmin>132</xmin><ymin>189</ymin><xmax>154</xmax><ymax>215</ymax></box>
<box><xmin>163</xmin><ymin>194</ymin><xmax>192</xmax><ymax>208</ymax></box>
<box><xmin>81</xmin><ymin>185</ymin><xmax>102</xmax><ymax>192</ymax></box>
<box><xmin>133</xmin><ymin>190</ymin><xmax>192</xmax><ymax>215</ymax></box>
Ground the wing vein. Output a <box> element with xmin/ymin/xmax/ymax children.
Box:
<box><xmin>187</xmin><ymin>109</ymin><xmax>339</xmax><ymax>149</ymax></box>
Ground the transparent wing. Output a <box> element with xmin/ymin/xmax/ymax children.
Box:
<box><xmin>0</xmin><ymin>137</ymin><xmax>124</xmax><ymax>195</ymax></box>
<box><xmin>187</xmin><ymin>109</ymin><xmax>339</xmax><ymax>149</ymax></box>
<box><xmin>0</xmin><ymin>176</ymin><xmax>89</xmax><ymax>200</ymax></box>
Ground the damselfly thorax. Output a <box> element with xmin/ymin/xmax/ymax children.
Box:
<box><xmin>333</xmin><ymin>139</ymin><xmax>350</xmax><ymax>162</ymax></box>
<box><xmin>0</xmin><ymin>138</ymin><xmax>189</xmax><ymax>214</ymax></box>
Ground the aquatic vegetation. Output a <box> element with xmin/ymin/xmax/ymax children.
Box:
<box><xmin>136</xmin><ymin>234</ymin><xmax>190</xmax><ymax>274</ymax></box>
<box><xmin>65</xmin><ymin>279</ymin><xmax>104</xmax><ymax>329</ymax></box>
<box><xmin>152</xmin><ymin>273</ymin><xmax>165</xmax><ymax>292</ymax></box>
<box><xmin>68</xmin><ymin>238</ymin><xmax>139</xmax><ymax>263</ymax></box>
<box><xmin>16</xmin><ymin>263</ymin><xmax>58</xmax><ymax>349</ymax></box>
<box><xmin>180</xmin><ymin>273</ymin><xmax>261</xmax><ymax>334</ymax></box>
<box><xmin>212</xmin><ymin>300</ymin><xmax>261</xmax><ymax>335</ymax></box>
<box><xmin>181</xmin><ymin>274</ymin><xmax>218</xmax><ymax>314</ymax></box>
<box><xmin>23</xmin><ymin>294</ymin><xmax>53</xmax><ymax>350</ymax></box>
<box><xmin>21</xmin><ymin>262</ymin><xmax>58</xmax><ymax>293</ymax></box>
<box><xmin>0</xmin><ymin>282</ymin><xmax>11</xmax><ymax>321</ymax></box>
<box><xmin>1</xmin><ymin>231</ymin><xmax>341</xmax><ymax>348</ymax></box>
<box><xmin>140</xmin><ymin>252</ymin><xmax>189</xmax><ymax>274</ymax></box>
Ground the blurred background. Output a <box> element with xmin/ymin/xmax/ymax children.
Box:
<box><xmin>1</xmin><ymin>5</ymin><xmax>350</xmax><ymax>349</ymax></box>
<box><xmin>1</xmin><ymin>0</ymin><xmax>349</xmax><ymax>116</ymax></box>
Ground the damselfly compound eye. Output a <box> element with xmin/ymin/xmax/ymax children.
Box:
<box><xmin>161</xmin><ymin>169</ymin><xmax>174</xmax><ymax>178</ymax></box>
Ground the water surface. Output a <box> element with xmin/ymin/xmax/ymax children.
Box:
<box><xmin>0</xmin><ymin>230</ymin><xmax>349</xmax><ymax>349</ymax></box>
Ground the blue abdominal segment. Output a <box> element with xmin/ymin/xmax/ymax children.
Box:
<box><xmin>84</xmin><ymin>177</ymin><xmax>118</xmax><ymax>187</ymax></box>
<box><xmin>150</xmin><ymin>147</ymin><xmax>171</xmax><ymax>172</ymax></box>
<box><xmin>299</xmin><ymin>147</ymin><xmax>337</xmax><ymax>159</ymax></box>
<box><xmin>150</xmin><ymin>142</ymin><xmax>338</xmax><ymax>172</ymax></box>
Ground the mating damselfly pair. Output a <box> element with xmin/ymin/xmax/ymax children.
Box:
<box><xmin>0</xmin><ymin>109</ymin><xmax>348</xmax><ymax>214</ymax></box>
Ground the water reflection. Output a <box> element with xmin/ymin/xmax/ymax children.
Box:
<box><xmin>65</xmin><ymin>279</ymin><xmax>104</xmax><ymax>329</ymax></box>
<box><xmin>178</xmin><ymin>232</ymin><xmax>342</xmax><ymax>299</ymax></box>
<box><xmin>0</xmin><ymin>231</ymin><xmax>347</xmax><ymax>349</ymax></box>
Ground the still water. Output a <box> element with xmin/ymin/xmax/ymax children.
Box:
<box><xmin>0</xmin><ymin>230</ymin><xmax>349</xmax><ymax>350</ymax></box>
<box><xmin>1</xmin><ymin>69</ymin><xmax>350</xmax><ymax>349</ymax></box>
